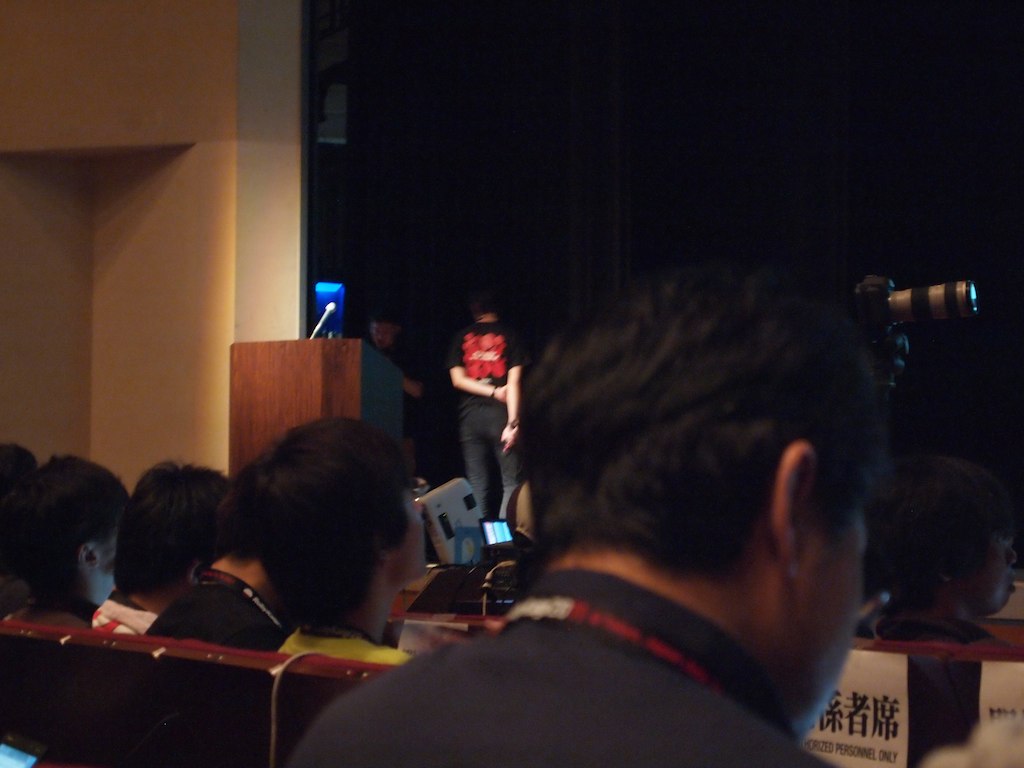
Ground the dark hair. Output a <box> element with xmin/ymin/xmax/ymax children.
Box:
<box><xmin>0</xmin><ymin>443</ymin><xmax>37</xmax><ymax>500</ymax></box>
<box><xmin>865</xmin><ymin>454</ymin><xmax>1016</xmax><ymax>613</ymax></box>
<box><xmin>0</xmin><ymin>455</ymin><xmax>127</xmax><ymax>597</ymax></box>
<box><xmin>468</xmin><ymin>288</ymin><xmax>499</xmax><ymax>317</ymax></box>
<box><xmin>114</xmin><ymin>462</ymin><xmax>228</xmax><ymax>595</ymax></box>
<box><xmin>521</xmin><ymin>265</ymin><xmax>890</xmax><ymax>574</ymax></box>
<box><xmin>219</xmin><ymin>418</ymin><xmax>411</xmax><ymax>626</ymax></box>
<box><xmin>368</xmin><ymin>307</ymin><xmax>401</xmax><ymax>326</ymax></box>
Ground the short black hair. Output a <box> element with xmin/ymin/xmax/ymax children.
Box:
<box><xmin>521</xmin><ymin>265</ymin><xmax>890</xmax><ymax>574</ymax></box>
<box><xmin>0</xmin><ymin>443</ymin><xmax>36</xmax><ymax>501</ymax></box>
<box><xmin>468</xmin><ymin>288</ymin><xmax>499</xmax><ymax>316</ymax></box>
<box><xmin>114</xmin><ymin>462</ymin><xmax>228</xmax><ymax>595</ymax></box>
<box><xmin>0</xmin><ymin>455</ymin><xmax>127</xmax><ymax>598</ymax></box>
<box><xmin>865</xmin><ymin>454</ymin><xmax>1016</xmax><ymax>613</ymax></box>
<box><xmin>368</xmin><ymin>307</ymin><xmax>402</xmax><ymax>326</ymax></box>
<box><xmin>219</xmin><ymin>418</ymin><xmax>411</xmax><ymax>627</ymax></box>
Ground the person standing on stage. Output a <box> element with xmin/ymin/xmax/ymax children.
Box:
<box><xmin>367</xmin><ymin>308</ymin><xmax>424</xmax><ymax>475</ymax></box>
<box><xmin>446</xmin><ymin>289</ymin><xmax>526</xmax><ymax>518</ymax></box>
<box><xmin>287</xmin><ymin>265</ymin><xmax>891</xmax><ymax>768</ymax></box>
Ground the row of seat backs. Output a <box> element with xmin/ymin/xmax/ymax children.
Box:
<box><xmin>6</xmin><ymin>619</ymin><xmax>1023</xmax><ymax>768</ymax></box>
<box><xmin>0</xmin><ymin>620</ymin><xmax>387</xmax><ymax>768</ymax></box>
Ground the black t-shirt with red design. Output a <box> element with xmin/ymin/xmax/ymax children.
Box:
<box><xmin>446</xmin><ymin>320</ymin><xmax>527</xmax><ymax>415</ymax></box>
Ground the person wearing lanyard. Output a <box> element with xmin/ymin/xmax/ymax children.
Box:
<box><xmin>146</xmin><ymin>532</ymin><xmax>291</xmax><ymax>651</ymax></box>
<box><xmin>288</xmin><ymin>265</ymin><xmax>891</xmax><ymax>768</ymax></box>
<box><xmin>149</xmin><ymin>419</ymin><xmax>424</xmax><ymax>659</ymax></box>
<box><xmin>265</xmin><ymin>418</ymin><xmax>426</xmax><ymax>664</ymax></box>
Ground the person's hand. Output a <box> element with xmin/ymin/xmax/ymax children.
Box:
<box><xmin>501</xmin><ymin>422</ymin><xmax>518</xmax><ymax>451</ymax></box>
<box><xmin>403</xmin><ymin>376</ymin><xmax>424</xmax><ymax>399</ymax></box>
<box><xmin>493</xmin><ymin>385</ymin><xmax>508</xmax><ymax>403</ymax></box>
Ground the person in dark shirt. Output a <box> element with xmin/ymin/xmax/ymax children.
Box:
<box><xmin>366</xmin><ymin>308</ymin><xmax>424</xmax><ymax>475</ymax></box>
<box><xmin>148</xmin><ymin>460</ymin><xmax>293</xmax><ymax>650</ymax></box>
<box><xmin>149</xmin><ymin>418</ymin><xmax>423</xmax><ymax>655</ymax></box>
<box><xmin>269</xmin><ymin>418</ymin><xmax>425</xmax><ymax>662</ymax></box>
<box><xmin>288</xmin><ymin>265</ymin><xmax>891</xmax><ymax>768</ymax></box>
<box><xmin>865</xmin><ymin>454</ymin><xmax>1017</xmax><ymax>645</ymax></box>
<box><xmin>93</xmin><ymin>462</ymin><xmax>228</xmax><ymax>635</ymax></box>
<box><xmin>446</xmin><ymin>289</ymin><xmax>527</xmax><ymax>518</ymax></box>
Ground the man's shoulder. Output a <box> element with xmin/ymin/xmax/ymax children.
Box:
<box><xmin>150</xmin><ymin>581</ymin><xmax>241</xmax><ymax>617</ymax></box>
<box><xmin>288</xmin><ymin>626</ymin><xmax>827</xmax><ymax>768</ymax></box>
<box><xmin>147</xmin><ymin>584</ymin><xmax>287</xmax><ymax>650</ymax></box>
<box><xmin>446</xmin><ymin>324</ymin><xmax>476</xmax><ymax>364</ymax></box>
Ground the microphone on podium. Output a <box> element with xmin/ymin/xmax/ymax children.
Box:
<box><xmin>309</xmin><ymin>302</ymin><xmax>337</xmax><ymax>339</ymax></box>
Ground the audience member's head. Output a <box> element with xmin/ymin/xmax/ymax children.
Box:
<box><xmin>0</xmin><ymin>443</ymin><xmax>36</xmax><ymax>501</ymax></box>
<box><xmin>866</xmin><ymin>454</ymin><xmax>1017</xmax><ymax>623</ymax></box>
<box><xmin>521</xmin><ymin>265</ymin><xmax>890</xmax><ymax>734</ymax></box>
<box><xmin>222</xmin><ymin>417</ymin><xmax>423</xmax><ymax>639</ymax></box>
<box><xmin>0</xmin><ymin>456</ymin><xmax>127</xmax><ymax>625</ymax></box>
<box><xmin>114</xmin><ymin>462</ymin><xmax>228</xmax><ymax>610</ymax></box>
<box><xmin>524</xmin><ymin>267</ymin><xmax>887</xmax><ymax>572</ymax></box>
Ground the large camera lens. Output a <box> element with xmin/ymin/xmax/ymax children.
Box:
<box><xmin>887</xmin><ymin>280</ymin><xmax>978</xmax><ymax>323</ymax></box>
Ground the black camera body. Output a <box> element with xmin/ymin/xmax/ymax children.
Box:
<box><xmin>853</xmin><ymin>275</ymin><xmax>979</xmax><ymax>392</ymax></box>
<box><xmin>855</xmin><ymin>275</ymin><xmax>978</xmax><ymax>339</ymax></box>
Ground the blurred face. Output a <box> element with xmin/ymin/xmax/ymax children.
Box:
<box><xmin>957</xmin><ymin>534</ymin><xmax>1017</xmax><ymax>618</ymax></box>
<box><xmin>370</xmin><ymin>320</ymin><xmax>401</xmax><ymax>352</ymax></box>
<box><xmin>782</xmin><ymin>515</ymin><xmax>866</xmax><ymax>737</ymax></box>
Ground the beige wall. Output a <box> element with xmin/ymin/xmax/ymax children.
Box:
<box><xmin>89</xmin><ymin>143</ymin><xmax>236</xmax><ymax>479</ymax></box>
<box><xmin>0</xmin><ymin>1</ymin><xmax>303</xmax><ymax>485</ymax></box>
<box><xmin>0</xmin><ymin>2</ymin><xmax>236</xmax><ymax>151</ymax></box>
<box><xmin>0</xmin><ymin>156</ymin><xmax>93</xmax><ymax>460</ymax></box>
<box><xmin>236</xmin><ymin>0</ymin><xmax>306</xmax><ymax>343</ymax></box>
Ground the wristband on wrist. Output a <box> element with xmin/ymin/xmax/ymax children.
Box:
<box><xmin>508</xmin><ymin>420</ymin><xmax>519</xmax><ymax>429</ymax></box>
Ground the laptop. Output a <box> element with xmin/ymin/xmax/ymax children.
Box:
<box><xmin>0</xmin><ymin>733</ymin><xmax>45</xmax><ymax>768</ymax></box>
<box><xmin>419</xmin><ymin>478</ymin><xmax>483</xmax><ymax>565</ymax></box>
<box><xmin>480</xmin><ymin>518</ymin><xmax>514</xmax><ymax>550</ymax></box>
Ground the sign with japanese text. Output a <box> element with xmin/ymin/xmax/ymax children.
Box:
<box><xmin>979</xmin><ymin>661</ymin><xmax>1024</xmax><ymax>722</ymax></box>
<box><xmin>804</xmin><ymin>650</ymin><xmax>908</xmax><ymax>768</ymax></box>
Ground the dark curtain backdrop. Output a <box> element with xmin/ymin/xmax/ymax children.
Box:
<box><xmin>846</xmin><ymin>3</ymin><xmax>1024</xmax><ymax>510</ymax></box>
<box><xmin>307</xmin><ymin>2</ymin><xmax>1024</xmax><ymax>516</ymax></box>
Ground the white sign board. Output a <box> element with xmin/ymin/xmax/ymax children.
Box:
<box><xmin>804</xmin><ymin>650</ymin><xmax>909</xmax><ymax>768</ymax></box>
<box><xmin>979</xmin><ymin>660</ymin><xmax>1024</xmax><ymax>722</ymax></box>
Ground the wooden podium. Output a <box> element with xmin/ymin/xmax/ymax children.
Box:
<box><xmin>229</xmin><ymin>339</ymin><xmax>402</xmax><ymax>474</ymax></box>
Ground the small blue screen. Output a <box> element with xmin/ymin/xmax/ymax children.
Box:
<box><xmin>313</xmin><ymin>281</ymin><xmax>345</xmax><ymax>337</ymax></box>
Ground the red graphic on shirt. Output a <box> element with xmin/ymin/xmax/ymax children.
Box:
<box><xmin>462</xmin><ymin>332</ymin><xmax>508</xmax><ymax>380</ymax></box>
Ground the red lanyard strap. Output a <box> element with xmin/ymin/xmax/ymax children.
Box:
<box><xmin>505</xmin><ymin>596</ymin><xmax>722</xmax><ymax>693</ymax></box>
